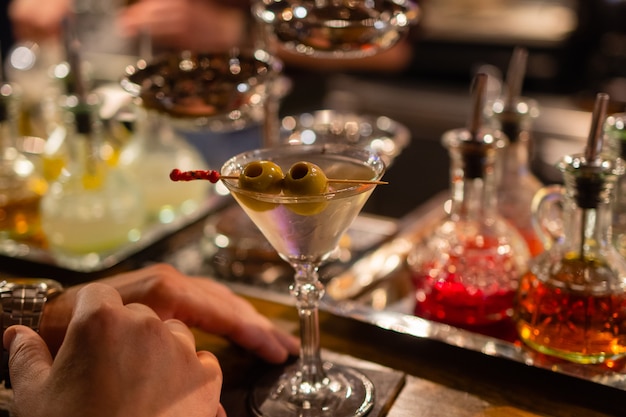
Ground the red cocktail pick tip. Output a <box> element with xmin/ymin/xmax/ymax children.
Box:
<box><xmin>169</xmin><ymin>169</ymin><xmax>221</xmax><ymax>183</ymax></box>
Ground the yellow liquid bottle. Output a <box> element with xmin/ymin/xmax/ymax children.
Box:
<box><xmin>0</xmin><ymin>83</ymin><xmax>48</xmax><ymax>248</ymax></box>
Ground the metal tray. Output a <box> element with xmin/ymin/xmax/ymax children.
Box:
<box><xmin>320</xmin><ymin>192</ymin><xmax>626</xmax><ymax>391</ymax></box>
<box><xmin>222</xmin><ymin>191</ymin><xmax>626</xmax><ymax>392</ymax></box>
<box><xmin>0</xmin><ymin>195</ymin><xmax>228</xmax><ymax>274</ymax></box>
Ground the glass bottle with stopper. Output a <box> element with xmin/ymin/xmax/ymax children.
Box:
<box><xmin>515</xmin><ymin>93</ymin><xmax>626</xmax><ymax>364</ymax></box>
<box><xmin>117</xmin><ymin>104</ymin><xmax>211</xmax><ymax>224</ymax></box>
<box><xmin>407</xmin><ymin>73</ymin><xmax>530</xmax><ymax>330</ymax></box>
<box><xmin>40</xmin><ymin>92</ymin><xmax>147</xmax><ymax>269</ymax></box>
<box><xmin>39</xmin><ymin>28</ymin><xmax>145</xmax><ymax>270</ymax></box>
<box><xmin>40</xmin><ymin>18</ymin><xmax>95</xmax><ymax>183</ymax></box>
<box><xmin>0</xmin><ymin>82</ymin><xmax>48</xmax><ymax>248</ymax></box>
<box><xmin>486</xmin><ymin>46</ymin><xmax>543</xmax><ymax>257</ymax></box>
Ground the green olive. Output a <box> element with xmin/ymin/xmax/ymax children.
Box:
<box><xmin>237</xmin><ymin>160</ymin><xmax>284</xmax><ymax>212</ymax></box>
<box><xmin>238</xmin><ymin>160</ymin><xmax>284</xmax><ymax>193</ymax></box>
<box><xmin>283</xmin><ymin>161</ymin><xmax>329</xmax><ymax>215</ymax></box>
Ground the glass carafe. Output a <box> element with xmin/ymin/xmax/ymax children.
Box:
<box><xmin>40</xmin><ymin>93</ymin><xmax>146</xmax><ymax>269</ymax></box>
<box><xmin>118</xmin><ymin>105</ymin><xmax>211</xmax><ymax>224</ymax></box>
<box><xmin>488</xmin><ymin>96</ymin><xmax>543</xmax><ymax>256</ymax></box>
<box><xmin>515</xmin><ymin>94</ymin><xmax>626</xmax><ymax>364</ymax></box>
<box><xmin>516</xmin><ymin>153</ymin><xmax>626</xmax><ymax>364</ymax></box>
<box><xmin>407</xmin><ymin>126</ymin><xmax>531</xmax><ymax>329</ymax></box>
<box><xmin>0</xmin><ymin>83</ymin><xmax>48</xmax><ymax>248</ymax></box>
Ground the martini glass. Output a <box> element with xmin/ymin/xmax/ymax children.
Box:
<box><xmin>220</xmin><ymin>143</ymin><xmax>385</xmax><ymax>416</ymax></box>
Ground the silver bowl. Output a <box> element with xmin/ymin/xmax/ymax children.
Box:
<box><xmin>253</xmin><ymin>0</ymin><xmax>420</xmax><ymax>59</ymax></box>
<box><xmin>120</xmin><ymin>49</ymin><xmax>285</xmax><ymax>131</ymax></box>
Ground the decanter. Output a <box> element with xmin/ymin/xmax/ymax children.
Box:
<box><xmin>487</xmin><ymin>47</ymin><xmax>543</xmax><ymax>256</ymax></box>
<box><xmin>40</xmin><ymin>93</ymin><xmax>146</xmax><ymax>269</ymax></box>
<box><xmin>0</xmin><ymin>82</ymin><xmax>48</xmax><ymax>247</ymax></box>
<box><xmin>515</xmin><ymin>93</ymin><xmax>626</xmax><ymax>364</ymax></box>
<box><xmin>117</xmin><ymin>105</ymin><xmax>211</xmax><ymax>224</ymax></box>
<box><xmin>407</xmin><ymin>73</ymin><xmax>530</xmax><ymax>329</ymax></box>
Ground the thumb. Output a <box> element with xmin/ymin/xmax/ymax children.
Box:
<box><xmin>3</xmin><ymin>325</ymin><xmax>53</xmax><ymax>390</ymax></box>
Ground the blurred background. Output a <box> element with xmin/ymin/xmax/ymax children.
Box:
<box><xmin>2</xmin><ymin>0</ymin><xmax>626</xmax><ymax>219</ymax></box>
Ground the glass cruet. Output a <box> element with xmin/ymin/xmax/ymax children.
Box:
<box><xmin>487</xmin><ymin>47</ymin><xmax>543</xmax><ymax>257</ymax></box>
<box><xmin>0</xmin><ymin>82</ymin><xmax>48</xmax><ymax>248</ymax></box>
<box><xmin>117</xmin><ymin>104</ymin><xmax>211</xmax><ymax>224</ymax></box>
<box><xmin>40</xmin><ymin>93</ymin><xmax>146</xmax><ymax>270</ymax></box>
<box><xmin>515</xmin><ymin>93</ymin><xmax>626</xmax><ymax>364</ymax></box>
<box><xmin>407</xmin><ymin>73</ymin><xmax>530</xmax><ymax>329</ymax></box>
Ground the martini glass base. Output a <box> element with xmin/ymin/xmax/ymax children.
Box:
<box><xmin>249</xmin><ymin>361</ymin><xmax>375</xmax><ymax>417</ymax></box>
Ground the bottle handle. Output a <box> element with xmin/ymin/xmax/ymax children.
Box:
<box><xmin>531</xmin><ymin>184</ymin><xmax>565</xmax><ymax>251</ymax></box>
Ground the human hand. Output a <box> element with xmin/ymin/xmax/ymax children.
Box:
<box><xmin>4</xmin><ymin>283</ymin><xmax>226</xmax><ymax>417</ymax></box>
<box><xmin>117</xmin><ymin>0</ymin><xmax>247</xmax><ymax>52</ymax></box>
<box><xmin>8</xmin><ymin>0</ymin><xmax>71</xmax><ymax>42</ymax></box>
<box><xmin>41</xmin><ymin>264</ymin><xmax>300</xmax><ymax>364</ymax></box>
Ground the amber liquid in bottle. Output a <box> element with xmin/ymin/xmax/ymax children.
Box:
<box><xmin>516</xmin><ymin>254</ymin><xmax>626</xmax><ymax>363</ymax></box>
<box><xmin>0</xmin><ymin>186</ymin><xmax>46</xmax><ymax>246</ymax></box>
<box><xmin>0</xmin><ymin>84</ymin><xmax>48</xmax><ymax>247</ymax></box>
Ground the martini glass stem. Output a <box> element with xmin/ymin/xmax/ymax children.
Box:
<box><xmin>291</xmin><ymin>262</ymin><xmax>327</xmax><ymax>387</ymax></box>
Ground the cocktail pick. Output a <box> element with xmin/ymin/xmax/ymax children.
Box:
<box><xmin>169</xmin><ymin>169</ymin><xmax>388</xmax><ymax>185</ymax></box>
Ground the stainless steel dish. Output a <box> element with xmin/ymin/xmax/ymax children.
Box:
<box><xmin>120</xmin><ymin>50</ymin><xmax>285</xmax><ymax>131</ymax></box>
<box><xmin>252</xmin><ymin>0</ymin><xmax>420</xmax><ymax>58</ymax></box>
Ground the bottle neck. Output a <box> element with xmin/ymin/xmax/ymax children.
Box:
<box><xmin>564</xmin><ymin>198</ymin><xmax>614</xmax><ymax>260</ymax></box>
<box><xmin>449</xmin><ymin>147</ymin><xmax>498</xmax><ymax>222</ymax></box>
<box><xmin>501</xmin><ymin>135</ymin><xmax>530</xmax><ymax>170</ymax></box>
<box><xmin>562</xmin><ymin>175</ymin><xmax>618</xmax><ymax>259</ymax></box>
<box><xmin>64</xmin><ymin>105</ymin><xmax>105</xmax><ymax>183</ymax></box>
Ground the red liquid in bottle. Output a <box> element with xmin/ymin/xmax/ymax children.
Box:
<box><xmin>411</xmin><ymin>239</ymin><xmax>521</xmax><ymax>328</ymax></box>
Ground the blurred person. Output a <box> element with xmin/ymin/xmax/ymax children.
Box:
<box><xmin>4</xmin><ymin>282</ymin><xmax>227</xmax><ymax>417</ymax></box>
<box><xmin>7</xmin><ymin>0</ymin><xmax>70</xmax><ymax>42</ymax></box>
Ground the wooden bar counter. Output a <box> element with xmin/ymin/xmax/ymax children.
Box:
<box><xmin>194</xmin><ymin>295</ymin><xmax>626</xmax><ymax>417</ymax></box>
<box><xmin>1</xmin><ymin>197</ymin><xmax>625</xmax><ymax>417</ymax></box>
